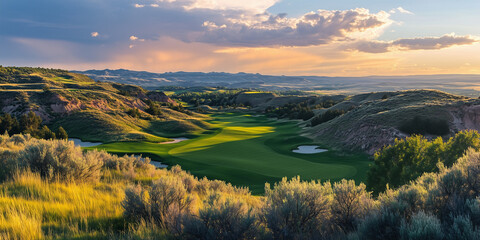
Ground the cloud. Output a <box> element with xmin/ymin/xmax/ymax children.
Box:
<box><xmin>91</xmin><ymin>32</ymin><xmax>99</xmax><ymax>37</ymax></box>
<box><xmin>198</xmin><ymin>8</ymin><xmax>391</xmax><ymax>47</ymax></box>
<box><xmin>390</xmin><ymin>7</ymin><xmax>413</xmax><ymax>15</ymax></box>
<box><xmin>153</xmin><ymin>0</ymin><xmax>280</xmax><ymax>13</ymax></box>
<box><xmin>150</xmin><ymin>4</ymin><xmax>159</xmax><ymax>7</ymax></box>
<box><xmin>397</xmin><ymin>7</ymin><xmax>413</xmax><ymax>15</ymax></box>
<box><xmin>134</xmin><ymin>4</ymin><xmax>145</xmax><ymax>8</ymax></box>
<box><xmin>130</xmin><ymin>35</ymin><xmax>145</xmax><ymax>41</ymax></box>
<box><xmin>352</xmin><ymin>34</ymin><xmax>478</xmax><ymax>53</ymax></box>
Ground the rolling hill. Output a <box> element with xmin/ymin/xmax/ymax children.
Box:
<box><xmin>305</xmin><ymin>90</ymin><xmax>480</xmax><ymax>154</ymax></box>
<box><xmin>75</xmin><ymin>69</ymin><xmax>480</xmax><ymax>97</ymax></box>
<box><xmin>0</xmin><ymin>66</ymin><xmax>211</xmax><ymax>142</ymax></box>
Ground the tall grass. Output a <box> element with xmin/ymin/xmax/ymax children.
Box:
<box><xmin>0</xmin><ymin>171</ymin><xmax>127</xmax><ymax>239</ymax></box>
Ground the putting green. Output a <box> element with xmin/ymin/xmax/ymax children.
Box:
<box><xmin>94</xmin><ymin>113</ymin><xmax>371</xmax><ymax>194</ymax></box>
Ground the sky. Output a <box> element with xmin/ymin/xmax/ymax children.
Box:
<box><xmin>1</xmin><ymin>0</ymin><xmax>479</xmax><ymax>76</ymax></box>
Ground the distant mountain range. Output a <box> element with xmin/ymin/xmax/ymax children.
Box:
<box><xmin>74</xmin><ymin>69</ymin><xmax>480</xmax><ymax>97</ymax></box>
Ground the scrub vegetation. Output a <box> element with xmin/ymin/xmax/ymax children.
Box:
<box><xmin>2</xmin><ymin>134</ymin><xmax>480</xmax><ymax>239</ymax></box>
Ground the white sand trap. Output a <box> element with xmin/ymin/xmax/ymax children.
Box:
<box><xmin>160</xmin><ymin>137</ymin><xmax>189</xmax><ymax>144</ymax></box>
<box><xmin>69</xmin><ymin>138</ymin><xmax>102</xmax><ymax>147</ymax></box>
<box><xmin>293</xmin><ymin>145</ymin><xmax>328</xmax><ymax>154</ymax></box>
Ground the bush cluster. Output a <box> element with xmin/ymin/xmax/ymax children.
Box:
<box><xmin>368</xmin><ymin>130</ymin><xmax>480</xmax><ymax>193</ymax></box>
<box><xmin>122</xmin><ymin>149</ymin><xmax>480</xmax><ymax>239</ymax></box>
<box><xmin>123</xmin><ymin>173</ymin><xmax>378</xmax><ymax>239</ymax></box>
<box><xmin>0</xmin><ymin>133</ymin><xmax>155</xmax><ymax>182</ymax></box>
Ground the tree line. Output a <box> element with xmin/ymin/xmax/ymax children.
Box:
<box><xmin>265</xmin><ymin>99</ymin><xmax>338</xmax><ymax>121</ymax></box>
<box><xmin>0</xmin><ymin>112</ymin><xmax>68</xmax><ymax>140</ymax></box>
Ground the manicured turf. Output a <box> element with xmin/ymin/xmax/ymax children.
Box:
<box><xmin>93</xmin><ymin>113</ymin><xmax>371</xmax><ymax>194</ymax></box>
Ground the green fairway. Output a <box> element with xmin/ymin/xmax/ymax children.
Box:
<box><xmin>93</xmin><ymin>113</ymin><xmax>371</xmax><ymax>194</ymax></box>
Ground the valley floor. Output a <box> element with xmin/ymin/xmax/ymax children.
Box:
<box><xmin>94</xmin><ymin>112</ymin><xmax>370</xmax><ymax>194</ymax></box>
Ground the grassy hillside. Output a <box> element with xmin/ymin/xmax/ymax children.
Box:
<box><xmin>0</xmin><ymin>66</ymin><xmax>211</xmax><ymax>142</ymax></box>
<box><xmin>93</xmin><ymin>113</ymin><xmax>370</xmax><ymax>194</ymax></box>
<box><xmin>306</xmin><ymin>90</ymin><xmax>480</xmax><ymax>154</ymax></box>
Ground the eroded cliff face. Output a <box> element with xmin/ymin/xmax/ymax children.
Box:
<box><xmin>449</xmin><ymin>105</ymin><xmax>480</xmax><ymax>132</ymax></box>
<box><xmin>0</xmin><ymin>90</ymin><xmax>171</xmax><ymax>123</ymax></box>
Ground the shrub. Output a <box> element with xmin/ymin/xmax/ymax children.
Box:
<box><xmin>123</xmin><ymin>185</ymin><xmax>150</xmax><ymax>222</ymax></box>
<box><xmin>263</xmin><ymin>176</ymin><xmax>332</xmax><ymax>239</ymax></box>
<box><xmin>149</xmin><ymin>177</ymin><xmax>193</xmax><ymax>229</ymax></box>
<box><xmin>356</xmin><ymin>208</ymin><xmax>402</xmax><ymax>240</ymax></box>
<box><xmin>127</xmin><ymin>108</ymin><xmax>141</xmax><ymax>118</ymax></box>
<box><xmin>399</xmin><ymin>211</ymin><xmax>443</xmax><ymax>240</ymax></box>
<box><xmin>447</xmin><ymin>215</ymin><xmax>480</xmax><ymax>240</ymax></box>
<box><xmin>331</xmin><ymin>179</ymin><xmax>376</xmax><ymax>233</ymax></box>
<box><xmin>17</xmin><ymin>139</ymin><xmax>103</xmax><ymax>182</ymax></box>
<box><xmin>123</xmin><ymin>176</ymin><xmax>193</xmax><ymax>232</ymax></box>
<box><xmin>182</xmin><ymin>193</ymin><xmax>258</xmax><ymax>240</ymax></box>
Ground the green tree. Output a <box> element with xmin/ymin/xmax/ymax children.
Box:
<box><xmin>367</xmin><ymin>130</ymin><xmax>480</xmax><ymax>193</ymax></box>
<box><xmin>38</xmin><ymin>125</ymin><xmax>56</xmax><ymax>139</ymax></box>
<box><xmin>56</xmin><ymin>126</ymin><xmax>68</xmax><ymax>139</ymax></box>
<box><xmin>19</xmin><ymin>112</ymin><xmax>42</xmax><ymax>133</ymax></box>
<box><xmin>0</xmin><ymin>113</ymin><xmax>19</xmax><ymax>134</ymax></box>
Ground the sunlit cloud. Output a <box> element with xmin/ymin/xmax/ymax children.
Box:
<box><xmin>351</xmin><ymin>34</ymin><xmax>478</xmax><ymax>53</ymax></box>
<box><xmin>134</xmin><ymin>4</ymin><xmax>145</xmax><ymax>8</ymax></box>
<box><xmin>390</xmin><ymin>7</ymin><xmax>413</xmax><ymax>15</ymax></box>
<box><xmin>129</xmin><ymin>35</ymin><xmax>145</xmax><ymax>42</ymax></box>
<box><xmin>198</xmin><ymin>8</ymin><xmax>391</xmax><ymax>47</ymax></box>
<box><xmin>91</xmin><ymin>32</ymin><xmax>99</xmax><ymax>37</ymax></box>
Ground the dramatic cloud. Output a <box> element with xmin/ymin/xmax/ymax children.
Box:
<box><xmin>352</xmin><ymin>34</ymin><xmax>478</xmax><ymax>53</ymax></box>
<box><xmin>198</xmin><ymin>9</ymin><xmax>391</xmax><ymax>47</ymax></box>
<box><xmin>2</xmin><ymin>0</ymin><xmax>480</xmax><ymax>76</ymax></box>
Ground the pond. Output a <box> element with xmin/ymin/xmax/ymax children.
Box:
<box><xmin>160</xmin><ymin>137</ymin><xmax>189</xmax><ymax>144</ymax></box>
<box><xmin>131</xmin><ymin>155</ymin><xmax>168</xmax><ymax>168</ymax></box>
<box><xmin>292</xmin><ymin>145</ymin><xmax>328</xmax><ymax>154</ymax></box>
<box><xmin>149</xmin><ymin>161</ymin><xmax>168</xmax><ymax>168</ymax></box>
<box><xmin>69</xmin><ymin>138</ymin><xmax>103</xmax><ymax>147</ymax></box>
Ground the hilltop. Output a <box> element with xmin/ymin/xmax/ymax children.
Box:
<box><xmin>0</xmin><ymin>67</ymin><xmax>211</xmax><ymax>142</ymax></box>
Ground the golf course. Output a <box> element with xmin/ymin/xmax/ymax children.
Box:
<box><xmin>93</xmin><ymin>113</ymin><xmax>371</xmax><ymax>194</ymax></box>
